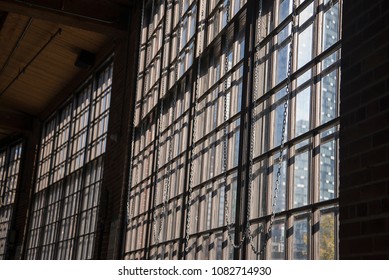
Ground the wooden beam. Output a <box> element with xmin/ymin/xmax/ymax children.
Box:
<box><xmin>0</xmin><ymin>108</ymin><xmax>32</xmax><ymax>132</ymax></box>
<box><xmin>0</xmin><ymin>0</ymin><xmax>129</xmax><ymax>34</ymax></box>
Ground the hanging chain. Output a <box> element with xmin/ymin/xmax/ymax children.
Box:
<box><xmin>0</xmin><ymin>189</ymin><xmax>4</xmax><ymax>208</ymax></box>
<box><xmin>185</xmin><ymin>0</ymin><xmax>205</xmax><ymax>253</ymax></box>
<box><xmin>246</xmin><ymin>0</ymin><xmax>264</xmax><ymax>254</ymax></box>
<box><xmin>127</xmin><ymin>0</ymin><xmax>146</xmax><ymax>225</ymax></box>
<box><xmin>152</xmin><ymin>98</ymin><xmax>165</xmax><ymax>244</ymax></box>
<box><xmin>153</xmin><ymin>0</ymin><xmax>182</xmax><ymax>245</ymax></box>
<box><xmin>249</xmin><ymin>0</ymin><xmax>296</xmax><ymax>256</ymax></box>
<box><xmin>223</xmin><ymin>0</ymin><xmax>296</xmax><ymax>256</ymax></box>
<box><xmin>222</xmin><ymin>0</ymin><xmax>244</xmax><ymax>248</ymax></box>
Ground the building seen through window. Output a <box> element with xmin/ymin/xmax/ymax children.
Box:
<box><xmin>126</xmin><ymin>0</ymin><xmax>341</xmax><ymax>260</ymax></box>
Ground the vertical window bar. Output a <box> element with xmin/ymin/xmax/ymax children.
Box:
<box><xmin>0</xmin><ymin>142</ymin><xmax>24</xmax><ymax>259</ymax></box>
<box><xmin>25</xmin><ymin>59</ymin><xmax>113</xmax><ymax>259</ymax></box>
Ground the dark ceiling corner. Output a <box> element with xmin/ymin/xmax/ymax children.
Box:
<box><xmin>75</xmin><ymin>49</ymin><xmax>96</xmax><ymax>69</ymax></box>
<box><xmin>0</xmin><ymin>11</ymin><xmax>8</xmax><ymax>30</ymax></box>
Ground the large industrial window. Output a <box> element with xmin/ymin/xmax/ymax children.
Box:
<box><xmin>0</xmin><ymin>142</ymin><xmax>23</xmax><ymax>260</ymax></box>
<box><xmin>25</xmin><ymin>59</ymin><xmax>113</xmax><ymax>260</ymax></box>
<box><xmin>125</xmin><ymin>0</ymin><xmax>341</xmax><ymax>260</ymax></box>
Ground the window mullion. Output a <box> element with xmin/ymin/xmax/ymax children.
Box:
<box><xmin>71</xmin><ymin>78</ymin><xmax>95</xmax><ymax>259</ymax></box>
<box><xmin>143</xmin><ymin>0</ymin><xmax>173</xmax><ymax>259</ymax></box>
<box><xmin>177</xmin><ymin>0</ymin><xmax>203</xmax><ymax>260</ymax></box>
<box><xmin>35</xmin><ymin>117</ymin><xmax>58</xmax><ymax>260</ymax></box>
<box><xmin>52</xmin><ymin>100</ymin><xmax>75</xmax><ymax>259</ymax></box>
<box><xmin>237</xmin><ymin>0</ymin><xmax>257</xmax><ymax>260</ymax></box>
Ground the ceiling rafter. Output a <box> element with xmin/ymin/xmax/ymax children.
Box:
<box><xmin>0</xmin><ymin>0</ymin><xmax>129</xmax><ymax>34</ymax></box>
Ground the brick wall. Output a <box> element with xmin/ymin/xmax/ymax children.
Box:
<box><xmin>339</xmin><ymin>0</ymin><xmax>389</xmax><ymax>259</ymax></box>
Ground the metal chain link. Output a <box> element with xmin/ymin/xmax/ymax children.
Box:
<box><xmin>127</xmin><ymin>0</ymin><xmax>146</xmax><ymax>225</ymax></box>
<box><xmin>185</xmin><ymin>0</ymin><xmax>205</xmax><ymax>253</ymax></box>
<box><xmin>153</xmin><ymin>99</ymin><xmax>165</xmax><ymax>244</ymax></box>
<box><xmin>153</xmin><ymin>0</ymin><xmax>180</xmax><ymax>245</ymax></box>
<box><xmin>222</xmin><ymin>0</ymin><xmax>296</xmax><ymax>256</ymax></box>
<box><xmin>0</xmin><ymin>190</ymin><xmax>4</xmax><ymax>208</ymax></box>
<box><xmin>222</xmin><ymin>0</ymin><xmax>242</xmax><ymax>248</ymax></box>
<box><xmin>148</xmin><ymin>0</ymin><xmax>164</xmax><ymax>245</ymax></box>
<box><xmin>245</xmin><ymin>0</ymin><xmax>264</xmax><ymax>254</ymax></box>
<box><xmin>249</xmin><ymin>0</ymin><xmax>296</xmax><ymax>256</ymax></box>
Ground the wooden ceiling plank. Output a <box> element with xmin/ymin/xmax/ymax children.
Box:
<box><xmin>0</xmin><ymin>0</ymin><xmax>128</xmax><ymax>34</ymax></box>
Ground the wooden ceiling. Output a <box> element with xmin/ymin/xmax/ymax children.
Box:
<box><xmin>0</xmin><ymin>0</ymin><xmax>137</xmax><ymax>141</ymax></box>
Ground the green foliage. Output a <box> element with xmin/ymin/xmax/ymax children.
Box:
<box><xmin>319</xmin><ymin>214</ymin><xmax>335</xmax><ymax>260</ymax></box>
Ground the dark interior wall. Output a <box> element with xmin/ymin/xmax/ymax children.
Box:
<box><xmin>1</xmin><ymin>5</ymin><xmax>140</xmax><ymax>260</ymax></box>
<box><xmin>339</xmin><ymin>0</ymin><xmax>389</xmax><ymax>259</ymax></box>
<box><xmin>5</xmin><ymin>120</ymin><xmax>41</xmax><ymax>259</ymax></box>
<box><xmin>95</xmin><ymin>7</ymin><xmax>141</xmax><ymax>260</ymax></box>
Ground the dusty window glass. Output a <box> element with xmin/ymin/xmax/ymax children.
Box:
<box><xmin>126</xmin><ymin>0</ymin><xmax>341</xmax><ymax>260</ymax></box>
<box><xmin>25</xmin><ymin>61</ymin><xmax>113</xmax><ymax>260</ymax></box>
<box><xmin>0</xmin><ymin>142</ymin><xmax>23</xmax><ymax>260</ymax></box>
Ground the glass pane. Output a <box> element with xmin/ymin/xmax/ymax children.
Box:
<box><xmin>322</xmin><ymin>50</ymin><xmax>339</xmax><ymax>70</ymax></box>
<box><xmin>320</xmin><ymin>140</ymin><xmax>336</xmax><ymax>201</ymax></box>
<box><xmin>278</xmin><ymin>23</ymin><xmax>291</xmax><ymax>43</ymax></box>
<box><xmin>323</xmin><ymin>3</ymin><xmax>339</xmax><ymax>51</ymax></box>
<box><xmin>271</xmin><ymin>220</ymin><xmax>285</xmax><ymax>259</ymax></box>
<box><xmin>276</xmin><ymin>45</ymin><xmax>289</xmax><ymax>84</ymax></box>
<box><xmin>295</xmin><ymin>87</ymin><xmax>311</xmax><ymax>136</ymax></box>
<box><xmin>272</xmin><ymin>155</ymin><xmax>286</xmax><ymax>213</ymax></box>
<box><xmin>294</xmin><ymin>151</ymin><xmax>309</xmax><ymax>207</ymax></box>
<box><xmin>319</xmin><ymin>212</ymin><xmax>335</xmax><ymax>259</ymax></box>
<box><xmin>298</xmin><ymin>25</ymin><xmax>313</xmax><ymax>68</ymax></box>
<box><xmin>293</xmin><ymin>218</ymin><xmax>309</xmax><ymax>259</ymax></box>
<box><xmin>273</xmin><ymin>101</ymin><xmax>289</xmax><ymax>148</ymax></box>
<box><xmin>297</xmin><ymin>69</ymin><xmax>311</xmax><ymax>87</ymax></box>
<box><xmin>299</xmin><ymin>2</ymin><xmax>314</xmax><ymax>25</ymax></box>
<box><xmin>321</xmin><ymin>70</ymin><xmax>338</xmax><ymax>125</ymax></box>
<box><xmin>251</xmin><ymin>161</ymin><xmax>267</xmax><ymax>218</ymax></box>
<box><xmin>279</xmin><ymin>0</ymin><xmax>292</xmax><ymax>23</ymax></box>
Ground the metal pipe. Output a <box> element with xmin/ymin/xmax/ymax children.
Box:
<box><xmin>0</xmin><ymin>28</ymin><xmax>62</xmax><ymax>98</ymax></box>
<box><xmin>0</xmin><ymin>17</ymin><xmax>32</xmax><ymax>77</ymax></box>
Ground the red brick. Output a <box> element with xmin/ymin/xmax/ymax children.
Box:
<box><xmin>367</xmin><ymin>200</ymin><xmax>383</xmax><ymax>216</ymax></box>
<box><xmin>349</xmin><ymin>136</ymin><xmax>372</xmax><ymax>155</ymax></box>
<box><xmin>339</xmin><ymin>205</ymin><xmax>357</xmax><ymax>220</ymax></box>
<box><xmin>371</xmin><ymin>162</ymin><xmax>389</xmax><ymax>181</ymax></box>
<box><xmin>386</xmin><ymin>217</ymin><xmax>389</xmax><ymax>232</ymax></box>
<box><xmin>341</xmin><ymin>222</ymin><xmax>361</xmax><ymax>237</ymax></box>
<box><xmin>373</xmin><ymin>235</ymin><xmax>389</xmax><ymax>252</ymax></box>
<box><xmin>365</xmin><ymin>254</ymin><xmax>389</xmax><ymax>260</ymax></box>
<box><xmin>366</xmin><ymin>218</ymin><xmax>386</xmax><ymax>234</ymax></box>
<box><xmin>360</xmin><ymin>183</ymin><xmax>386</xmax><ymax>200</ymax></box>
<box><xmin>342</xmin><ymin>156</ymin><xmax>361</xmax><ymax>175</ymax></box>
<box><xmin>348</xmin><ymin>237</ymin><xmax>373</xmax><ymax>254</ymax></box>
<box><xmin>383</xmin><ymin>198</ymin><xmax>389</xmax><ymax>213</ymax></box>
<box><xmin>360</xmin><ymin>147</ymin><xmax>389</xmax><ymax>167</ymax></box>
<box><xmin>340</xmin><ymin>188</ymin><xmax>361</xmax><ymax>204</ymax></box>
<box><xmin>356</xmin><ymin>203</ymin><xmax>368</xmax><ymax>217</ymax></box>
<box><xmin>349</xmin><ymin>169</ymin><xmax>372</xmax><ymax>187</ymax></box>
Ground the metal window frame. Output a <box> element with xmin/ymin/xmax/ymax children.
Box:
<box><xmin>0</xmin><ymin>140</ymin><xmax>24</xmax><ymax>260</ymax></box>
<box><xmin>24</xmin><ymin>58</ymin><xmax>114</xmax><ymax>260</ymax></box>
<box><xmin>126</xmin><ymin>0</ymin><xmax>341</xmax><ymax>260</ymax></box>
